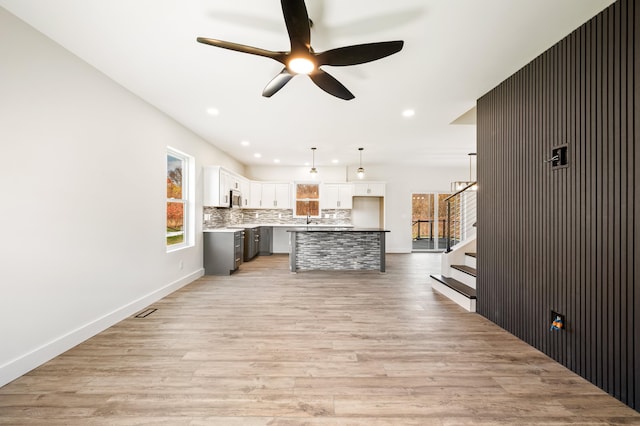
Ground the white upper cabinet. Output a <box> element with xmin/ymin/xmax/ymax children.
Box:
<box><xmin>226</xmin><ymin>172</ymin><xmax>241</xmax><ymax>191</ymax></box>
<box><xmin>239</xmin><ymin>178</ymin><xmax>251</xmax><ymax>208</ymax></box>
<box><xmin>353</xmin><ymin>182</ymin><xmax>385</xmax><ymax>197</ymax></box>
<box><xmin>261</xmin><ymin>183</ymin><xmax>291</xmax><ymax>209</ymax></box>
<box><xmin>274</xmin><ymin>183</ymin><xmax>292</xmax><ymax>209</ymax></box>
<box><xmin>249</xmin><ymin>182</ymin><xmax>263</xmax><ymax>208</ymax></box>
<box><xmin>321</xmin><ymin>183</ymin><xmax>353</xmax><ymax>209</ymax></box>
<box><xmin>248</xmin><ymin>182</ymin><xmax>291</xmax><ymax>209</ymax></box>
<box><xmin>204</xmin><ymin>166</ymin><xmax>227</xmax><ymax>207</ymax></box>
<box><xmin>204</xmin><ymin>166</ymin><xmax>245</xmax><ymax>207</ymax></box>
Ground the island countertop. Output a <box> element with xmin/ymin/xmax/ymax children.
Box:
<box><xmin>286</xmin><ymin>227</ymin><xmax>389</xmax><ymax>233</ymax></box>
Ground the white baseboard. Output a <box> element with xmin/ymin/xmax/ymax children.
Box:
<box><xmin>0</xmin><ymin>268</ymin><xmax>204</xmax><ymax>388</ymax></box>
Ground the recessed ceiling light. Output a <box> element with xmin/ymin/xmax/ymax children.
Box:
<box><xmin>402</xmin><ymin>109</ymin><xmax>415</xmax><ymax>118</ymax></box>
<box><xmin>206</xmin><ymin>108</ymin><xmax>219</xmax><ymax>116</ymax></box>
<box><xmin>332</xmin><ymin>159</ymin><xmax>339</xmax><ymax>164</ymax></box>
<box><xmin>254</xmin><ymin>153</ymin><xmax>262</xmax><ymax>158</ymax></box>
<box><xmin>274</xmin><ymin>159</ymin><xmax>281</xmax><ymax>163</ymax></box>
<box><xmin>241</xmin><ymin>140</ymin><xmax>250</xmax><ymax>146</ymax></box>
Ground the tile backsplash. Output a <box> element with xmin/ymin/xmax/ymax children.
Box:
<box><xmin>203</xmin><ymin>208</ymin><xmax>351</xmax><ymax>229</ymax></box>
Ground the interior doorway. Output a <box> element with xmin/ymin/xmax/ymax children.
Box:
<box><xmin>412</xmin><ymin>192</ymin><xmax>451</xmax><ymax>252</ymax></box>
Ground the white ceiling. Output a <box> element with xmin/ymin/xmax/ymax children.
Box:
<box><xmin>1</xmin><ymin>0</ymin><xmax>613</xmax><ymax>169</ymax></box>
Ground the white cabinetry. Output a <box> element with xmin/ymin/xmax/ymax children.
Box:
<box><xmin>262</xmin><ymin>183</ymin><xmax>291</xmax><ymax>209</ymax></box>
<box><xmin>224</xmin><ymin>171</ymin><xmax>241</xmax><ymax>192</ymax></box>
<box><xmin>249</xmin><ymin>182</ymin><xmax>263</xmax><ymax>208</ymax></box>
<box><xmin>204</xmin><ymin>166</ymin><xmax>246</xmax><ymax>207</ymax></box>
<box><xmin>353</xmin><ymin>182</ymin><xmax>385</xmax><ymax>197</ymax></box>
<box><xmin>275</xmin><ymin>183</ymin><xmax>291</xmax><ymax>209</ymax></box>
<box><xmin>239</xmin><ymin>178</ymin><xmax>251</xmax><ymax>208</ymax></box>
<box><xmin>321</xmin><ymin>183</ymin><xmax>353</xmax><ymax>209</ymax></box>
<box><xmin>204</xmin><ymin>166</ymin><xmax>229</xmax><ymax>207</ymax></box>
<box><xmin>248</xmin><ymin>182</ymin><xmax>291</xmax><ymax>209</ymax></box>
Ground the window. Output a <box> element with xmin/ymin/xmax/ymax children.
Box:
<box><xmin>166</xmin><ymin>148</ymin><xmax>193</xmax><ymax>250</ymax></box>
<box><xmin>294</xmin><ymin>182</ymin><xmax>320</xmax><ymax>217</ymax></box>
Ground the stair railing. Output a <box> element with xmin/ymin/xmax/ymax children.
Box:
<box><xmin>445</xmin><ymin>182</ymin><xmax>477</xmax><ymax>252</ymax></box>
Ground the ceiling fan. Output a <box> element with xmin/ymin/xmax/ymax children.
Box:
<box><xmin>197</xmin><ymin>0</ymin><xmax>404</xmax><ymax>100</ymax></box>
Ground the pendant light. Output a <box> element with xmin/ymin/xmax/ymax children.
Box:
<box><xmin>357</xmin><ymin>147</ymin><xmax>365</xmax><ymax>179</ymax></box>
<box><xmin>450</xmin><ymin>152</ymin><xmax>477</xmax><ymax>191</ymax></box>
<box><xmin>309</xmin><ymin>147</ymin><xmax>318</xmax><ymax>178</ymax></box>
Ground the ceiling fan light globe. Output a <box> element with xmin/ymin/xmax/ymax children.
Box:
<box><xmin>288</xmin><ymin>57</ymin><xmax>315</xmax><ymax>74</ymax></box>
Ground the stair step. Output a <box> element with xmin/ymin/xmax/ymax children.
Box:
<box><xmin>430</xmin><ymin>275</ymin><xmax>477</xmax><ymax>299</ymax></box>
<box><xmin>451</xmin><ymin>264</ymin><xmax>477</xmax><ymax>277</ymax></box>
<box><xmin>465</xmin><ymin>252</ymin><xmax>477</xmax><ymax>258</ymax></box>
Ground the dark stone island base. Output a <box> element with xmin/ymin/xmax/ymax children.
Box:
<box><xmin>287</xmin><ymin>228</ymin><xmax>390</xmax><ymax>272</ymax></box>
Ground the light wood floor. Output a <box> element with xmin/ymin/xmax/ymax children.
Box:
<box><xmin>2</xmin><ymin>254</ymin><xmax>639</xmax><ymax>425</ymax></box>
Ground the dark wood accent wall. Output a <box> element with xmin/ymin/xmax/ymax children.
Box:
<box><xmin>476</xmin><ymin>0</ymin><xmax>639</xmax><ymax>410</ymax></box>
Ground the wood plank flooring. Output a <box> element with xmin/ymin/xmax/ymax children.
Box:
<box><xmin>2</xmin><ymin>254</ymin><xmax>639</xmax><ymax>425</ymax></box>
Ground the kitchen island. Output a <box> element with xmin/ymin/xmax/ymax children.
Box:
<box><xmin>287</xmin><ymin>228</ymin><xmax>390</xmax><ymax>272</ymax></box>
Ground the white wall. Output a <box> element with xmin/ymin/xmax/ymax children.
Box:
<box><xmin>246</xmin><ymin>165</ymin><xmax>348</xmax><ymax>182</ymax></box>
<box><xmin>247</xmin><ymin>163</ymin><xmax>470</xmax><ymax>253</ymax></box>
<box><xmin>0</xmin><ymin>8</ymin><xmax>244</xmax><ymax>386</ymax></box>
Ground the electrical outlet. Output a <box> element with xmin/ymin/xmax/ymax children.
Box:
<box><xmin>204</xmin><ymin>214</ymin><xmax>211</xmax><ymax>221</ymax></box>
<box><xmin>550</xmin><ymin>310</ymin><xmax>565</xmax><ymax>331</ymax></box>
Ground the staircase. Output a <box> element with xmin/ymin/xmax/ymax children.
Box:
<box><xmin>431</xmin><ymin>251</ymin><xmax>476</xmax><ymax>312</ymax></box>
<box><xmin>429</xmin><ymin>182</ymin><xmax>477</xmax><ymax>312</ymax></box>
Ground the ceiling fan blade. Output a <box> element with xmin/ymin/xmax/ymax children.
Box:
<box><xmin>197</xmin><ymin>37</ymin><xmax>286</xmax><ymax>64</ymax></box>
<box><xmin>281</xmin><ymin>0</ymin><xmax>311</xmax><ymax>53</ymax></box>
<box><xmin>315</xmin><ymin>41</ymin><xmax>404</xmax><ymax>66</ymax></box>
<box><xmin>309</xmin><ymin>69</ymin><xmax>354</xmax><ymax>100</ymax></box>
<box><xmin>262</xmin><ymin>68</ymin><xmax>295</xmax><ymax>97</ymax></box>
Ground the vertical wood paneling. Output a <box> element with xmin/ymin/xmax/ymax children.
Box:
<box><xmin>476</xmin><ymin>0</ymin><xmax>638</xmax><ymax>411</ymax></box>
<box><xmin>635</xmin><ymin>0</ymin><xmax>640</xmax><ymax>411</ymax></box>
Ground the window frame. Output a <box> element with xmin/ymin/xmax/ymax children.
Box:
<box><xmin>293</xmin><ymin>181</ymin><xmax>321</xmax><ymax>218</ymax></box>
<box><xmin>166</xmin><ymin>147</ymin><xmax>194</xmax><ymax>252</ymax></box>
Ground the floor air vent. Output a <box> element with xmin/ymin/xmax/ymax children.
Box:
<box><xmin>134</xmin><ymin>308</ymin><xmax>157</xmax><ymax>318</ymax></box>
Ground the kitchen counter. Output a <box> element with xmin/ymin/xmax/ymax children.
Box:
<box><xmin>240</xmin><ymin>223</ymin><xmax>354</xmax><ymax>229</ymax></box>
<box><xmin>287</xmin><ymin>228</ymin><xmax>389</xmax><ymax>272</ymax></box>
<box><xmin>286</xmin><ymin>227</ymin><xmax>386</xmax><ymax>232</ymax></box>
<box><xmin>205</xmin><ymin>223</ymin><xmax>354</xmax><ymax>231</ymax></box>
